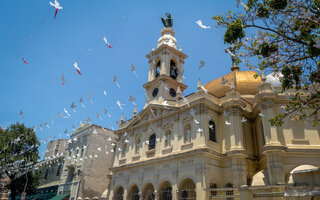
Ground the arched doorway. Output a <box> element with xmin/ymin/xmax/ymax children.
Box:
<box><xmin>179</xmin><ymin>178</ymin><xmax>196</xmax><ymax>200</ymax></box>
<box><xmin>127</xmin><ymin>184</ymin><xmax>140</xmax><ymax>200</ymax></box>
<box><xmin>113</xmin><ymin>186</ymin><xmax>124</xmax><ymax>200</ymax></box>
<box><xmin>142</xmin><ymin>183</ymin><xmax>155</xmax><ymax>200</ymax></box>
<box><xmin>158</xmin><ymin>181</ymin><xmax>172</xmax><ymax>200</ymax></box>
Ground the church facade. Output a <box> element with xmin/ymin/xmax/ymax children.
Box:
<box><xmin>107</xmin><ymin>26</ymin><xmax>320</xmax><ymax>200</ymax></box>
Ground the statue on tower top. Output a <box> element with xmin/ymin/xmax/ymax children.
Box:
<box><xmin>161</xmin><ymin>13</ymin><xmax>173</xmax><ymax>27</ymax></box>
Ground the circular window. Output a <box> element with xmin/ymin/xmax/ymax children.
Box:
<box><xmin>152</xmin><ymin>88</ymin><xmax>159</xmax><ymax>97</ymax></box>
<box><xmin>169</xmin><ymin>88</ymin><xmax>176</xmax><ymax>97</ymax></box>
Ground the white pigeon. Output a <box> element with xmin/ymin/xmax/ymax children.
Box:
<box><xmin>182</xmin><ymin>97</ymin><xmax>190</xmax><ymax>107</ymax></box>
<box><xmin>225</xmin><ymin>121</ymin><xmax>231</xmax><ymax>126</ymax></box>
<box><xmin>110</xmin><ymin>149</ymin><xmax>114</xmax><ymax>152</ymax></box>
<box><xmin>118</xmin><ymin>147</ymin><xmax>122</xmax><ymax>152</ymax></box>
<box><xmin>197</xmin><ymin>128</ymin><xmax>203</xmax><ymax>132</ymax></box>
<box><xmin>64</xmin><ymin>108</ymin><xmax>71</xmax><ymax>117</ymax></box>
<box><xmin>73</xmin><ymin>62</ymin><xmax>82</xmax><ymax>75</ymax></box>
<box><xmin>93</xmin><ymin>129</ymin><xmax>98</xmax><ymax>135</ymax></box>
<box><xmin>103</xmin><ymin>35</ymin><xmax>113</xmax><ymax>48</ymax></box>
<box><xmin>241</xmin><ymin>117</ymin><xmax>247</xmax><ymax>123</ymax></box>
<box><xmin>201</xmin><ymin>85</ymin><xmax>208</xmax><ymax>94</ymax></box>
<box><xmin>111</xmin><ymin>143</ymin><xmax>116</xmax><ymax>146</ymax></box>
<box><xmin>145</xmin><ymin>141</ymin><xmax>150</xmax><ymax>145</ymax></box>
<box><xmin>104</xmin><ymin>90</ymin><xmax>107</xmax><ymax>96</ymax></box>
<box><xmin>107</xmin><ymin>137</ymin><xmax>112</xmax><ymax>142</ymax></box>
<box><xmin>116</xmin><ymin>100</ymin><xmax>125</xmax><ymax>110</ymax></box>
<box><xmin>124</xmin><ymin>139</ymin><xmax>129</xmax><ymax>143</ymax></box>
<box><xmin>105</xmin><ymin>151</ymin><xmax>109</xmax><ymax>155</ymax></box>
<box><xmin>49</xmin><ymin>0</ymin><xmax>63</xmax><ymax>19</ymax></box>
<box><xmin>162</xmin><ymin>100</ymin><xmax>169</xmax><ymax>107</ymax></box>
<box><xmin>194</xmin><ymin>119</ymin><xmax>200</xmax><ymax>125</ymax></box>
<box><xmin>164</xmin><ymin>39</ymin><xmax>175</xmax><ymax>47</ymax></box>
<box><xmin>225</xmin><ymin>48</ymin><xmax>235</xmax><ymax>57</ymax></box>
<box><xmin>236</xmin><ymin>0</ymin><xmax>249</xmax><ymax>11</ymax></box>
<box><xmin>196</xmin><ymin>20</ymin><xmax>210</xmax><ymax>29</ymax></box>
<box><xmin>314</xmin><ymin>38</ymin><xmax>320</xmax><ymax>49</ymax></box>
<box><xmin>97</xmin><ymin>147</ymin><xmax>101</xmax><ymax>151</ymax></box>
<box><xmin>124</xmin><ymin>132</ymin><xmax>128</xmax><ymax>137</ymax></box>
<box><xmin>83</xmin><ymin>145</ymin><xmax>87</xmax><ymax>149</ymax></box>
<box><xmin>259</xmin><ymin>113</ymin><xmax>265</xmax><ymax>118</ymax></box>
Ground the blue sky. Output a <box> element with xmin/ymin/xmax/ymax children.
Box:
<box><xmin>0</xmin><ymin>0</ymin><xmax>247</xmax><ymax>158</ymax></box>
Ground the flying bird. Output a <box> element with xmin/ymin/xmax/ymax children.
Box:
<box><xmin>221</xmin><ymin>77</ymin><xmax>228</xmax><ymax>85</ymax></box>
<box><xmin>113</xmin><ymin>75</ymin><xmax>120</xmax><ymax>88</ymax></box>
<box><xmin>236</xmin><ymin>0</ymin><xmax>249</xmax><ymax>11</ymax></box>
<box><xmin>104</xmin><ymin>108</ymin><xmax>111</xmax><ymax>117</ymax></box>
<box><xmin>93</xmin><ymin>129</ymin><xmax>98</xmax><ymax>135</ymax></box>
<box><xmin>197</xmin><ymin>128</ymin><xmax>203</xmax><ymax>132</ymax></box>
<box><xmin>22</xmin><ymin>58</ymin><xmax>28</xmax><ymax>64</ymax></box>
<box><xmin>60</xmin><ymin>73</ymin><xmax>66</xmax><ymax>86</ymax></box>
<box><xmin>49</xmin><ymin>0</ymin><xmax>63</xmax><ymax>19</ymax></box>
<box><xmin>198</xmin><ymin>60</ymin><xmax>205</xmax><ymax>69</ymax></box>
<box><xmin>182</xmin><ymin>97</ymin><xmax>190</xmax><ymax>107</ymax></box>
<box><xmin>131</xmin><ymin>64</ymin><xmax>138</xmax><ymax>77</ymax></box>
<box><xmin>196</xmin><ymin>20</ymin><xmax>210</xmax><ymax>29</ymax></box>
<box><xmin>19</xmin><ymin>109</ymin><xmax>23</xmax><ymax>118</ymax></box>
<box><xmin>103</xmin><ymin>36</ymin><xmax>113</xmax><ymax>48</ymax></box>
<box><xmin>201</xmin><ymin>85</ymin><xmax>208</xmax><ymax>94</ymax></box>
<box><xmin>162</xmin><ymin>100</ymin><xmax>169</xmax><ymax>107</ymax></box>
<box><xmin>194</xmin><ymin>119</ymin><xmax>200</xmax><ymax>125</ymax></box>
<box><xmin>225</xmin><ymin>121</ymin><xmax>231</xmax><ymax>126</ymax></box>
<box><xmin>124</xmin><ymin>139</ymin><xmax>129</xmax><ymax>143</ymax></box>
<box><xmin>104</xmin><ymin>90</ymin><xmax>107</xmax><ymax>96</ymax></box>
<box><xmin>64</xmin><ymin>108</ymin><xmax>71</xmax><ymax>117</ymax></box>
<box><xmin>87</xmin><ymin>92</ymin><xmax>93</xmax><ymax>104</ymax></box>
<box><xmin>116</xmin><ymin>100</ymin><xmax>125</xmax><ymax>110</ymax></box>
<box><xmin>79</xmin><ymin>97</ymin><xmax>85</xmax><ymax>108</ymax></box>
<box><xmin>97</xmin><ymin>147</ymin><xmax>101</xmax><ymax>151</ymax></box>
<box><xmin>86</xmin><ymin>117</ymin><xmax>92</xmax><ymax>123</ymax></box>
<box><xmin>96</xmin><ymin>112</ymin><xmax>102</xmax><ymax>121</ymax></box>
<box><xmin>70</xmin><ymin>102</ymin><xmax>76</xmax><ymax>112</ymax></box>
<box><xmin>73</xmin><ymin>62</ymin><xmax>82</xmax><ymax>75</ymax></box>
<box><xmin>164</xmin><ymin>39</ymin><xmax>175</xmax><ymax>47</ymax></box>
<box><xmin>107</xmin><ymin>137</ymin><xmax>112</xmax><ymax>142</ymax></box>
<box><xmin>241</xmin><ymin>117</ymin><xmax>247</xmax><ymax>123</ymax></box>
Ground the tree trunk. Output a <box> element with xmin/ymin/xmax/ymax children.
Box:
<box><xmin>10</xmin><ymin>179</ymin><xmax>16</xmax><ymax>200</ymax></box>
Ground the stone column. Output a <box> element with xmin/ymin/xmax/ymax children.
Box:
<box><xmin>154</xmin><ymin>191</ymin><xmax>159</xmax><ymax>200</ymax></box>
<box><xmin>239</xmin><ymin>185</ymin><xmax>253</xmax><ymax>200</ymax></box>
<box><xmin>227</xmin><ymin>106</ymin><xmax>244</xmax><ymax>150</ymax></box>
<box><xmin>148</xmin><ymin>60</ymin><xmax>155</xmax><ymax>82</ymax></box>
<box><xmin>139</xmin><ymin>191</ymin><xmax>143</xmax><ymax>200</ymax></box>
<box><xmin>260</xmin><ymin>101</ymin><xmax>280</xmax><ymax>145</ymax></box>
<box><xmin>265</xmin><ymin>150</ymin><xmax>285</xmax><ymax>185</ymax></box>
<box><xmin>172</xmin><ymin>183</ymin><xmax>178</xmax><ymax>200</ymax></box>
<box><xmin>230</xmin><ymin>155</ymin><xmax>247</xmax><ymax>187</ymax></box>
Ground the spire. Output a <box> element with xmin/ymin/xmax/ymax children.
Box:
<box><xmin>197</xmin><ymin>78</ymin><xmax>202</xmax><ymax>90</ymax></box>
<box><xmin>121</xmin><ymin>114</ymin><xmax>124</xmax><ymax>123</ymax></box>
<box><xmin>261</xmin><ymin>70</ymin><xmax>267</xmax><ymax>82</ymax></box>
<box><xmin>177</xmin><ymin>86</ymin><xmax>181</xmax><ymax>95</ymax></box>
<box><xmin>133</xmin><ymin>104</ymin><xmax>137</xmax><ymax>117</ymax></box>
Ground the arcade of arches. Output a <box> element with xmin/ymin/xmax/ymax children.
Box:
<box><xmin>113</xmin><ymin>178</ymin><xmax>197</xmax><ymax>200</ymax></box>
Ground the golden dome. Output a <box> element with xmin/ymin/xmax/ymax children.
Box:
<box><xmin>204</xmin><ymin>66</ymin><xmax>261</xmax><ymax>98</ymax></box>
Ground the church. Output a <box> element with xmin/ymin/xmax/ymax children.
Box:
<box><xmin>107</xmin><ymin>18</ymin><xmax>320</xmax><ymax>200</ymax></box>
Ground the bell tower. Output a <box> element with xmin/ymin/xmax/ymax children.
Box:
<box><xmin>143</xmin><ymin>19</ymin><xmax>188</xmax><ymax>105</ymax></box>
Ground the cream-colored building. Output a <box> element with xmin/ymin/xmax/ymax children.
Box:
<box><xmin>58</xmin><ymin>124</ymin><xmax>115</xmax><ymax>200</ymax></box>
<box><xmin>108</xmin><ymin>26</ymin><xmax>320</xmax><ymax>200</ymax></box>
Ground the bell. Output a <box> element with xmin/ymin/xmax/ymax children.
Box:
<box><xmin>170</xmin><ymin>68</ymin><xmax>177</xmax><ymax>79</ymax></box>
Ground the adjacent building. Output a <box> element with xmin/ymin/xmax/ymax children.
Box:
<box><xmin>58</xmin><ymin>124</ymin><xmax>115</xmax><ymax>200</ymax></box>
<box><xmin>107</xmin><ymin>25</ymin><xmax>320</xmax><ymax>200</ymax></box>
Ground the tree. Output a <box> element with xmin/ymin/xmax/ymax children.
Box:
<box><xmin>0</xmin><ymin>123</ymin><xmax>40</xmax><ymax>200</ymax></box>
<box><xmin>212</xmin><ymin>0</ymin><xmax>320</xmax><ymax>126</ymax></box>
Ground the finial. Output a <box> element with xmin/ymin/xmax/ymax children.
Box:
<box><xmin>197</xmin><ymin>78</ymin><xmax>202</xmax><ymax>90</ymax></box>
<box><xmin>261</xmin><ymin>70</ymin><xmax>266</xmax><ymax>82</ymax></box>
<box><xmin>121</xmin><ymin>114</ymin><xmax>124</xmax><ymax>123</ymax></box>
<box><xmin>177</xmin><ymin>86</ymin><xmax>181</xmax><ymax>94</ymax></box>
<box><xmin>133</xmin><ymin>104</ymin><xmax>137</xmax><ymax>117</ymax></box>
<box><xmin>231</xmin><ymin>65</ymin><xmax>240</xmax><ymax>71</ymax></box>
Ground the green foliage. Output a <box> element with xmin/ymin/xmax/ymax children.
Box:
<box><xmin>224</xmin><ymin>19</ymin><xmax>245</xmax><ymax>44</ymax></box>
<box><xmin>0</xmin><ymin>123</ymin><xmax>40</xmax><ymax>200</ymax></box>
<box><xmin>256</xmin><ymin>42</ymin><xmax>278</xmax><ymax>57</ymax></box>
<box><xmin>212</xmin><ymin>0</ymin><xmax>320</xmax><ymax>126</ymax></box>
<box><xmin>269</xmin><ymin>0</ymin><xmax>288</xmax><ymax>10</ymax></box>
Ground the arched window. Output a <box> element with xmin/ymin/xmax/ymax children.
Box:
<box><xmin>149</xmin><ymin>134</ymin><xmax>156</xmax><ymax>150</ymax></box>
<box><xmin>184</xmin><ymin>124</ymin><xmax>191</xmax><ymax>143</ymax></box>
<box><xmin>135</xmin><ymin>138</ymin><xmax>140</xmax><ymax>154</ymax></box>
<box><xmin>209</xmin><ymin>120</ymin><xmax>217</xmax><ymax>142</ymax></box>
<box><xmin>121</xmin><ymin>143</ymin><xmax>127</xmax><ymax>158</ymax></box>
<box><xmin>165</xmin><ymin>130</ymin><xmax>172</xmax><ymax>147</ymax></box>
<box><xmin>170</xmin><ymin>60</ymin><xmax>178</xmax><ymax>79</ymax></box>
<box><xmin>156</xmin><ymin>61</ymin><xmax>161</xmax><ymax>78</ymax></box>
<box><xmin>210</xmin><ymin>183</ymin><xmax>217</xmax><ymax>196</ymax></box>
